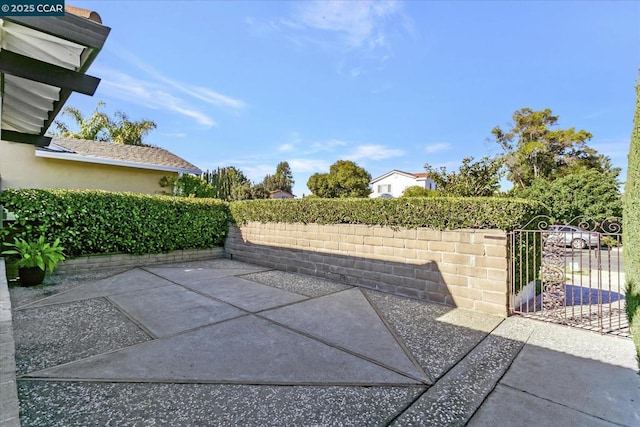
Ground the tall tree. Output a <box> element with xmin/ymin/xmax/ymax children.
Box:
<box><xmin>624</xmin><ymin>77</ymin><xmax>640</xmax><ymax>362</ymax></box>
<box><xmin>204</xmin><ymin>167</ymin><xmax>251</xmax><ymax>201</ymax></box>
<box><xmin>307</xmin><ymin>160</ymin><xmax>371</xmax><ymax>198</ymax></box>
<box><xmin>514</xmin><ymin>169</ymin><xmax>621</xmax><ymax>223</ymax></box>
<box><xmin>263</xmin><ymin>161</ymin><xmax>294</xmax><ymax>193</ymax></box>
<box><xmin>55</xmin><ymin>102</ymin><xmax>157</xmax><ymax>146</ymax></box>
<box><xmin>424</xmin><ymin>156</ymin><xmax>503</xmax><ymax>197</ymax></box>
<box><xmin>491</xmin><ymin>108</ymin><xmax>616</xmax><ymax>189</ymax></box>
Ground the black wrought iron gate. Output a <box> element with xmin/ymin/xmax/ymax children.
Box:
<box><xmin>508</xmin><ymin>217</ymin><xmax>628</xmax><ymax>336</ymax></box>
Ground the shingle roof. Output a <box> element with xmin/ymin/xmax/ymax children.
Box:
<box><xmin>37</xmin><ymin>137</ymin><xmax>201</xmax><ymax>174</ymax></box>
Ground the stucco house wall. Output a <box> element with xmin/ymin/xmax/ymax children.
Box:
<box><xmin>0</xmin><ymin>140</ymin><xmax>177</xmax><ymax>194</ymax></box>
<box><xmin>370</xmin><ymin>170</ymin><xmax>436</xmax><ymax>198</ymax></box>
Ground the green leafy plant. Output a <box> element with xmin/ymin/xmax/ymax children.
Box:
<box><xmin>229</xmin><ymin>197</ymin><xmax>547</xmax><ymax>231</ymax></box>
<box><xmin>601</xmin><ymin>236</ymin><xmax>620</xmax><ymax>248</ymax></box>
<box><xmin>0</xmin><ymin>189</ymin><xmax>230</xmax><ymax>256</ymax></box>
<box><xmin>2</xmin><ymin>236</ymin><xmax>66</xmax><ymax>272</ymax></box>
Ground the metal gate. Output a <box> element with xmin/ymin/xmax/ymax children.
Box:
<box><xmin>508</xmin><ymin>216</ymin><xmax>628</xmax><ymax>336</ymax></box>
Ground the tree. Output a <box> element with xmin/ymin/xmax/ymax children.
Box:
<box><xmin>401</xmin><ymin>186</ymin><xmax>438</xmax><ymax>197</ymax></box>
<box><xmin>204</xmin><ymin>167</ymin><xmax>251</xmax><ymax>201</ymax></box>
<box><xmin>624</xmin><ymin>77</ymin><xmax>640</xmax><ymax>362</ymax></box>
<box><xmin>55</xmin><ymin>102</ymin><xmax>110</xmax><ymax>141</ymax></box>
<box><xmin>105</xmin><ymin>111</ymin><xmax>157</xmax><ymax>146</ymax></box>
<box><xmin>424</xmin><ymin>156</ymin><xmax>503</xmax><ymax>197</ymax></box>
<box><xmin>263</xmin><ymin>161</ymin><xmax>294</xmax><ymax>193</ymax></box>
<box><xmin>307</xmin><ymin>160</ymin><xmax>372</xmax><ymax>198</ymax></box>
<box><xmin>55</xmin><ymin>101</ymin><xmax>157</xmax><ymax>146</ymax></box>
<box><xmin>514</xmin><ymin>169</ymin><xmax>622</xmax><ymax>223</ymax></box>
<box><xmin>491</xmin><ymin>108</ymin><xmax>617</xmax><ymax>189</ymax></box>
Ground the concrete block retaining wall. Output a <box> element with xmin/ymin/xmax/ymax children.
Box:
<box><xmin>225</xmin><ymin>223</ymin><xmax>509</xmax><ymax>316</ymax></box>
<box><xmin>54</xmin><ymin>248</ymin><xmax>224</xmax><ymax>273</ymax></box>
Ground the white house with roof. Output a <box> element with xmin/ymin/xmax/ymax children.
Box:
<box><xmin>369</xmin><ymin>170</ymin><xmax>436</xmax><ymax>198</ymax></box>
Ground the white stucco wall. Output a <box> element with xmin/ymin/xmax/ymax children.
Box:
<box><xmin>370</xmin><ymin>172</ymin><xmax>435</xmax><ymax>198</ymax></box>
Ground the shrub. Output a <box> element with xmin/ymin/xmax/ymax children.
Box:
<box><xmin>229</xmin><ymin>197</ymin><xmax>547</xmax><ymax>231</ymax></box>
<box><xmin>0</xmin><ymin>189</ymin><xmax>230</xmax><ymax>257</ymax></box>
<box><xmin>624</xmin><ymin>78</ymin><xmax>640</xmax><ymax>366</ymax></box>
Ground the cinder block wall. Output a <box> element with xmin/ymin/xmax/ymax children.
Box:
<box><xmin>225</xmin><ymin>222</ymin><xmax>508</xmax><ymax>316</ymax></box>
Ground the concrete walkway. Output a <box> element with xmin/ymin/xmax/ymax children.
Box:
<box><xmin>2</xmin><ymin>258</ymin><xmax>639</xmax><ymax>426</ymax></box>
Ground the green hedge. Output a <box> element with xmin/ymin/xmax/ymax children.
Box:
<box><xmin>229</xmin><ymin>197</ymin><xmax>548</xmax><ymax>230</ymax></box>
<box><xmin>624</xmin><ymin>79</ymin><xmax>640</xmax><ymax>365</ymax></box>
<box><xmin>0</xmin><ymin>189</ymin><xmax>230</xmax><ymax>257</ymax></box>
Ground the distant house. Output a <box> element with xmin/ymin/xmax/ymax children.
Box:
<box><xmin>0</xmin><ymin>138</ymin><xmax>201</xmax><ymax>194</ymax></box>
<box><xmin>369</xmin><ymin>170</ymin><xmax>436</xmax><ymax>198</ymax></box>
<box><xmin>269</xmin><ymin>189</ymin><xmax>295</xmax><ymax>199</ymax></box>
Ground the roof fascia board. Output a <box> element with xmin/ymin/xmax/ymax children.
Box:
<box><xmin>1</xmin><ymin>130</ymin><xmax>51</xmax><ymax>146</ymax></box>
<box><xmin>0</xmin><ymin>50</ymin><xmax>100</xmax><ymax>96</ymax></box>
<box><xmin>35</xmin><ymin>149</ymin><xmax>202</xmax><ymax>175</ymax></box>
<box><xmin>4</xmin><ymin>15</ymin><xmax>111</xmax><ymax>50</ymax></box>
<box><xmin>370</xmin><ymin>169</ymin><xmax>414</xmax><ymax>184</ymax></box>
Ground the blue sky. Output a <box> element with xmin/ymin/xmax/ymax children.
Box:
<box><xmin>66</xmin><ymin>1</ymin><xmax>639</xmax><ymax>197</ymax></box>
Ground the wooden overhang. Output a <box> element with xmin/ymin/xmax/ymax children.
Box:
<box><xmin>0</xmin><ymin>9</ymin><xmax>110</xmax><ymax>146</ymax></box>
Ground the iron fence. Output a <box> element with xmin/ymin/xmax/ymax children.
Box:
<box><xmin>508</xmin><ymin>217</ymin><xmax>628</xmax><ymax>336</ymax></box>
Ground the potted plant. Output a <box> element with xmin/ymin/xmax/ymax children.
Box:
<box><xmin>1</xmin><ymin>236</ymin><xmax>65</xmax><ymax>286</ymax></box>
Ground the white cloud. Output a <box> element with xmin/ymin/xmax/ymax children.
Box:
<box><xmin>279</xmin><ymin>143</ymin><xmax>295</xmax><ymax>152</ymax></box>
<box><xmin>346</xmin><ymin>144</ymin><xmax>405</xmax><ymax>161</ymax></box>
<box><xmin>308</xmin><ymin>138</ymin><xmax>348</xmax><ymax>153</ymax></box>
<box><xmin>103</xmin><ymin>44</ymin><xmax>246</xmax><ymax>113</ymax></box>
<box><xmin>96</xmin><ymin>68</ymin><xmax>217</xmax><ymax>127</ymax></box>
<box><xmin>289</xmin><ymin>158</ymin><xmax>331</xmax><ymax>173</ymax></box>
<box><xmin>292</xmin><ymin>0</ymin><xmax>401</xmax><ymax>49</ymax></box>
<box><xmin>424</xmin><ymin>142</ymin><xmax>452</xmax><ymax>154</ymax></box>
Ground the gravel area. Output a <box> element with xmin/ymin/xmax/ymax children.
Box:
<box><xmin>13</xmin><ymin>298</ymin><xmax>151</xmax><ymax>375</ymax></box>
<box><xmin>364</xmin><ymin>290</ymin><xmax>502</xmax><ymax>381</ymax></box>
<box><xmin>18</xmin><ymin>382</ymin><xmax>424</xmax><ymax>427</ymax></box>
<box><xmin>242</xmin><ymin>270</ymin><xmax>352</xmax><ymax>298</ymax></box>
<box><xmin>9</xmin><ymin>268</ymin><xmax>131</xmax><ymax>309</ymax></box>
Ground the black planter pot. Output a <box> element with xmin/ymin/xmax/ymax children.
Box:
<box><xmin>18</xmin><ymin>267</ymin><xmax>46</xmax><ymax>287</ymax></box>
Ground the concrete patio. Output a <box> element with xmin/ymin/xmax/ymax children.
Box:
<box><xmin>2</xmin><ymin>258</ymin><xmax>639</xmax><ymax>426</ymax></box>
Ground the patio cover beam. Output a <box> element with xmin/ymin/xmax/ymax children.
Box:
<box><xmin>1</xmin><ymin>130</ymin><xmax>51</xmax><ymax>146</ymax></box>
<box><xmin>4</xmin><ymin>14</ymin><xmax>110</xmax><ymax>50</ymax></box>
<box><xmin>0</xmin><ymin>50</ymin><xmax>100</xmax><ymax>96</ymax></box>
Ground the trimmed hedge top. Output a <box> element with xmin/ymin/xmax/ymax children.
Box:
<box><xmin>229</xmin><ymin>197</ymin><xmax>548</xmax><ymax>231</ymax></box>
<box><xmin>0</xmin><ymin>189</ymin><xmax>230</xmax><ymax>256</ymax></box>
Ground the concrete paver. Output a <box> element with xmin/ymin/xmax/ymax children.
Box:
<box><xmin>27</xmin><ymin>315</ymin><xmax>420</xmax><ymax>385</ymax></box>
<box><xmin>143</xmin><ymin>266</ymin><xmax>269</xmax><ymax>285</ymax></box>
<box><xmin>262</xmin><ymin>288</ymin><xmax>428</xmax><ymax>382</ymax></box>
<box><xmin>468</xmin><ymin>384</ymin><xmax>618</xmax><ymax>427</ymax></box>
<box><xmin>181</xmin><ymin>275</ymin><xmax>308</xmax><ymax>312</ymax></box>
<box><xmin>108</xmin><ymin>284</ymin><xmax>246</xmax><ymax>338</ymax></box>
<box><xmin>478</xmin><ymin>321</ymin><xmax>640</xmax><ymax>426</ymax></box>
<box><xmin>16</xmin><ymin>268</ymin><xmax>172</xmax><ymax>309</ymax></box>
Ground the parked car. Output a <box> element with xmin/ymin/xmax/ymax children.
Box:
<box><xmin>545</xmin><ymin>225</ymin><xmax>600</xmax><ymax>249</ymax></box>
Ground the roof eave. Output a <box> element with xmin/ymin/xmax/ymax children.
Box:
<box><xmin>35</xmin><ymin>149</ymin><xmax>202</xmax><ymax>175</ymax></box>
